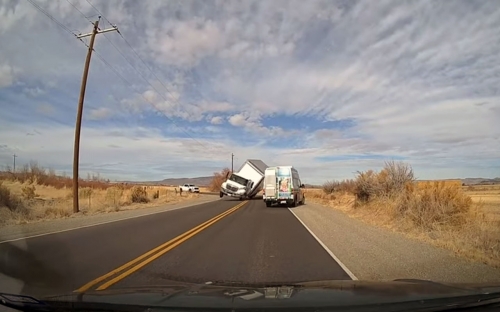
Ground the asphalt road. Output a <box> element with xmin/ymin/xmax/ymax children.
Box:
<box><xmin>0</xmin><ymin>198</ymin><xmax>350</xmax><ymax>298</ymax></box>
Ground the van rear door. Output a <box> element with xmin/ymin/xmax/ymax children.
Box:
<box><xmin>264</xmin><ymin>168</ymin><xmax>276</xmax><ymax>199</ymax></box>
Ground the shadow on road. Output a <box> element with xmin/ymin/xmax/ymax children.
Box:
<box><xmin>0</xmin><ymin>240</ymin><xmax>68</xmax><ymax>297</ymax></box>
<box><xmin>219</xmin><ymin>195</ymin><xmax>264</xmax><ymax>201</ymax></box>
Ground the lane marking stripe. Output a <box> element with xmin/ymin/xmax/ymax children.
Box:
<box><xmin>75</xmin><ymin>201</ymin><xmax>247</xmax><ymax>292</ymax></box>
<box><xmin>97</xmin><ymin>202</ymin><xmax>246</xmax><ymax>290</ymax></box>
<box><xmin>288</xmin><ymin>208</ymin><xmax>358</xmax><ymax>280</ymax></box>
<box><xmin>76</xmin><ymin>202</ymin><xmax>244</xmax><ymax>293</ymax></box>
<box><xmin>0</xmin><ymin>199</ymin><xmax>220</xmax><ymax>244</ymax></box>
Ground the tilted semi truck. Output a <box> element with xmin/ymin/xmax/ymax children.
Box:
<box><xmin>220</xmin><ymin>159</ymin><xmax>268</xmax><ymax>200</ymax></box>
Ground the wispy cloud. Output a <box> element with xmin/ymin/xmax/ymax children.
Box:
<box><xmin>0</xmin><ymin>62</ymin><xmax>15</xmax><ymax>87</ymax></box>
<box><xmin>0</xmin><ymin>0</ymin><xmax>499</xmax><ymax>183</ymax></box>
<box><xmin>89</xmin><ymin>107</ymin><xmax>113</xmax><ymax>120</ymax></box>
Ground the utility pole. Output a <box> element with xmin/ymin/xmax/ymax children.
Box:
<box><xmin>73</xmin><ymin>18</ymin><xmax>118</xmax><ymax>213</ymax></box>
<box><xmin>13</xmin><ymin>154</ymin><xmax>17</xmax><ymax>172</ymax></box>
<box><xmin>231</xmin><ymin>153</ymin><xmax>234</xmax><ymax>173</ymax></box>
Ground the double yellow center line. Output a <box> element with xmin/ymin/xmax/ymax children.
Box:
<box><xmin>75</xmin><ymin>201</ymin><xmax>248</xmax><ymax>293</ymax></box>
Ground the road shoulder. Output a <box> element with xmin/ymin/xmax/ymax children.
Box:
<box><xmin>290</xmin><ymin>202</ymin><xmax>500</xmax><ymax>283</ymax></box>
<box><xmin>0</xmin><ymin>195</ymin><xmax>219</xmax><ymax>243</ymax></box>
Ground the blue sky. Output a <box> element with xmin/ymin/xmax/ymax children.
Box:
<box><xmin>0</xmin><ymin>0</ymin><xmax>499</xmax><ymax>184</ymax></box>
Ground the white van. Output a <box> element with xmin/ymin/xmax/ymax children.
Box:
<box><xmin>263</xmin><ymin>166</ymin><xmax>305</xmax><ymax>207</ymax></box>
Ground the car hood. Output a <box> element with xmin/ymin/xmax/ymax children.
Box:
<box><xmin>29</xmin><ymin>279</ymin><xmax>500</xmax><ymax>311</ymax></box>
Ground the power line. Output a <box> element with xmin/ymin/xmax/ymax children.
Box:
<box><xmin>25</xmin><ymin>0</ymin><xmax>78</xmax><ymax>37</ymax></box>
<box><xmin>76</xmin><ymin>5</ymin><xmax>225</xmax><ymax>153</ymax></box>
<box><xmin>116</xmin><ymin>31</ymin><xmax>183</xmax><ymax>115</ymax></box>
<box><xmin>100</xmin><ymin>36</ymin><xmax>229</xmax><ymax>154</ymax></box>
<box><xmin>32</xmin><ymin>0</ymin><xmax>228</xmax><ymax>155</ymax></box>
<box><xmin>65</xmin><ymin>0</ymin><xmax>94</xmax><ymax>24</ymax></box>
<box><xmin>85</xmin><ymin>0</ymin><xmax>113</xmax><ymax>26</ymax></box>
<box><xmin>101</xmin><ymin>34</ymin><xmax>183</xmax><ymax>118</ymax></box>
<box><xmin>25</xmin><ymin>0</ymin><xmax>93</xmax><ymax>50</ymax></box>
<box><xmin>86</xmin><ymin>45</ymin><xmax>216</xmax><ymax>152</ymax></box>
<box><xmin>82</xmin><ymin>0</ymin><xmax>209</xmax><ymax>119</ymax></box>
<box><xmin>83</xmin><ymin>0</ymin><xmax>185</xmax><ymax>116</ymax></box>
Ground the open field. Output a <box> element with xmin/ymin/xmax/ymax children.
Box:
<box><xmin>463</xmin><ymin>184</ymin><xmax>500</xmax><ymax>222</ymax></box>
<box><xmin>306</xmin><ymin>174</ymin><xmax>500</xmax><ymax>268</ymax></box>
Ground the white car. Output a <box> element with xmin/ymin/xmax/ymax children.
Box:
<box><xmin>179</xmin><ymin>184</ymin><xmax>200</xmax><ymax>193</ymax></box>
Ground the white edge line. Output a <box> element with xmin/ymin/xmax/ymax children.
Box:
<box><xmin>288</xmin><ymin>208</ymin><xmax>358</xmax><ymax>281</ymax></box>
<box><xmin>0</xmin><ymin>198</ymin><xmax>219</xmax><ymax>244</ymax></box>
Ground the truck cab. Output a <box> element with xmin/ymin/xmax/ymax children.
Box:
<box><xmin>221</xmin><ymin>173</ymin><xmax>251</xmax><ymax>198</ymax></box>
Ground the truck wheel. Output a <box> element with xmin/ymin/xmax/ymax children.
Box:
<box><xmin>266</xmin><ymin>202</ymin><xmax>272</xmax><ymax>207</ymax></box>
<box><xmin>291</xmin><ymin>197</ymin><xmax>297</xmax><ymax>208</ymax></box>
<box><xmin>219</xmin><ymin>191</ymin><xmax>223</xmax><ymax>198</ymax></box>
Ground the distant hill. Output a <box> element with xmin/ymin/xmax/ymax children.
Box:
<box><xmin>159</xmin><ymin>176</ymin><xmax>213</xmax><ymax>186</ymax></box>
<box><xmin>118</xmin><ymin>176</ymin><xmax>213</xmax><ymax>186</ymax></box>
<box><xmin>461</xmin><ymin>177</ymin><xmax>500</xmax><ymax>185</ymax></box>
<box><xmin>417</xmin><ymin>178</ymin><xmax>500</xmax><ymax>185</ymax></box>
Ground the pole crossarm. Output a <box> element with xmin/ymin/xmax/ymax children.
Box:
<box><xmin>77</xmin><ymin>26</ymin><xmax>118</xmax><ymax>38</ymax></box>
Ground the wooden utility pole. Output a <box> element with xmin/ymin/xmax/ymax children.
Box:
<box><xmin>231</xmin><ymin>153</ymin><xmax>234</xmax><ymax>173</ymax></box>
<box><xmin>13</xmin><ymin>154</ymin><xmax>17</xmax><ymax>172</ymax></box>
<box><xmin>73</xmin><ymin>18</ymin><xmax>118</xmax><ymax>213</ymax></box>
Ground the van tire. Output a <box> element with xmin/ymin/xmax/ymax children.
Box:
<box><xmin>291</xmin><ymin>197</ymin><xmax>297</xmax><ymax>208</ymax></box>
<box><xmin>265</xmin><ymin>202</ymin><xmax>272</xmax><ymax>207</ymax></box>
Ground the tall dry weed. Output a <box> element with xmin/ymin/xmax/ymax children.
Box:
<box><xmin>0</xmin><ymin>182</ymin><xmax>23</xmax><ymax>211</ymax></box>
<box><xmin>322</xmin><ymin>179</ymin><xmax>356</xmax><ymax>194</ymax></box>
<box><xmin>21</xmin><ymin>185</ymin><xmax>37</xmax><ymax>200</ymax></box>
<box><xmin>353</xmin><ymin>162</ymin><xmax>469</xmax><ymax>229</ymax></box>
<box><xmin>354</xmin><ymin>161</ymin><xmax>415</xmax><ymax>202</ymax></box>
<box><xmin>393</xmin><ymin>182</ymin><xmax>472</xmax><ymax>229</ymax></box>
<box><xmin>130</xmin><ymin>186</ymin><xmax>149</xmax><ymax>203</ymax></box>
<box><xmin>106</xmin><ymin>187</ymin><xmax>124</xmax><ymax>207</ymax></box>
<box><xmin>209</xmin><ymin>168</ymin><xmax>231</xmax><ymax>192</ymax></box>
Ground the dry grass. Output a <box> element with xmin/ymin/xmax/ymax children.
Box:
<box><xmin>322</xmin><ymin>179</ymin><xmax>356</xmax><ymax>194</ymax></box>
<box><xmin>208</xmin><ymin>168</ymin><xmax>231</xmax><ymax>192</ymax></box>
<box><xmin>417</xmin><ymin>180</ymin><xmax>463</xmax><ymax>188</ymax></box>
<box><xmin>2</xmin><ymin>161</ymin><xmax>116</xmax><ymax>190</ymax></box>
<box><xmin>308</xmin><ymin>162</ymin><xmax>500</xmax><ymax>268</ymax></box>
<box><xmin>0</xmin><ymin>180</ymin><xmax>202</xmax><ymax>226</ymax></box>
<box><xmin>464</xmin><ymin>184</ymin><xmax>500</xmax><ymax>224</ymax></box>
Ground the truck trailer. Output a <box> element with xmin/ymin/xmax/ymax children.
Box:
<box><xmin>220</xmin><ymin>159</ymin><xmax>268</xmax><ymax>200</ymax></box>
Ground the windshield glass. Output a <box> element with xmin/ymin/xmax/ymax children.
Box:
<box><xmin>228</xmin><ymin>174</ymin><xmax>248</xmax><ymax>186</ymax></box>
<box><xmin>1</xmin><ymin>0</ymin><xmax>499</xmax><ymax>310</ymax></box>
